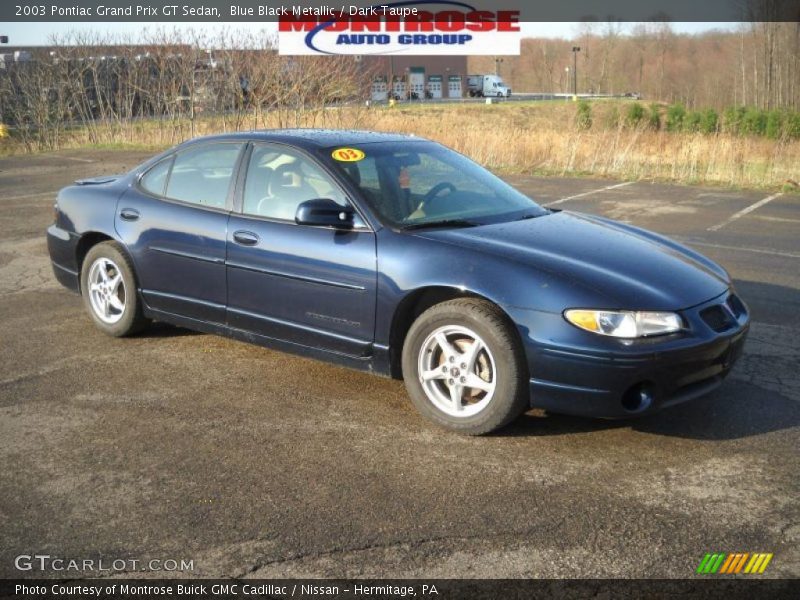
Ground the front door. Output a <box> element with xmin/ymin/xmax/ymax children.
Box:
<box><xmin>225</xmin><ymin>143</ymin><xmax>377</xmax><ymax>356</ymax></box>
<box><xmin>115</xmin><ymin>142</ymin><xmax>244</xmax><ymax>323</ymax></box>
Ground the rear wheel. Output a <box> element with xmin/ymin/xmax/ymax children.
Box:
<box><xmin>80</xmin><ymin>241</ymin><xmax>148</xmax><ymax>337</ymax></box>
<box><xmin>402</xmin><ymin>299</ymin><xmax>529</xmax><ymax>435</ymax></box>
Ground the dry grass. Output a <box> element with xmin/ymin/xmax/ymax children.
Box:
<box><xmin>2</xmin><ymin>100</ymin><xmax>798</xmax><ymax>191</ymax></box>
<box><xmin>372</xmin><ymin>102</ymin><xmax>800</xmax><ymax>190</ymax></box>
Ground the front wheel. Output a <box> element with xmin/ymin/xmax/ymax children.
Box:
<box><xmin>402</xmin><ymin>299</ymin><xmax>529</xmax><ymax>435</ymax></box>
<box><xmin>81</xmin><ymin>241</ymin><xmax>148</xmax><ymax>337</ymax></box>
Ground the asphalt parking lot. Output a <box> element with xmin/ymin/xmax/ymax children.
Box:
<box><xmin>0</xmin><ymin>149</ymin><xmax>797</xmax><ymax>579</ymax></box>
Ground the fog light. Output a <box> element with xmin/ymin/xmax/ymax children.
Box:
<box><xmin>622</xmin><ymin>383</ymin><xmax>654</xmax><ymax>413</ymax></box>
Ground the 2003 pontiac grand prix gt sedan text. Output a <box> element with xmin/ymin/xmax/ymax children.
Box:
<box><xmin>47</xmin><ymin>130</ymin><xmax>749</xmax><ymax>434</ymax></box>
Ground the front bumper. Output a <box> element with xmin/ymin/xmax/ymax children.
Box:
<box><xmin>509</xmin><ymin>291</ymin><xmax>749</xmax><ymax>418</ymax></box>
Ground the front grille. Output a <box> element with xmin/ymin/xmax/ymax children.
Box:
<box><xmin>700</xmin><ymin>293</ymin><xmax>745</xmax><ymax>333</ymax></box>
<box><xmin>700</xmin><ymin>304</ymin><xmax>736</xmax><ymax>332</ymax></box>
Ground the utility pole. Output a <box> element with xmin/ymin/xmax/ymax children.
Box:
<box><xmin>0</xmin><ymin>35</ymin><xmax>8</xmax><ymax>133</ymax></box>
<box><xmin>572</xmin><ymin>46</ymin><xmax>580</xmax><ymax>100</ymax></box>
<box><xmin>389</xmin><ymin>56</ymin><xmax>395</xmax><ymax>101</ymax></box>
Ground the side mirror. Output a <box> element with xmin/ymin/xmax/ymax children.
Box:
<box><xmin>295</xmin><ymin>198</ymin><xmax>354</xmax><ymax>228</ymax></box>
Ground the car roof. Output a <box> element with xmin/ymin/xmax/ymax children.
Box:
<box><xmin>181</xmin><ymin>129</ymin><xmax>421</xmax><ymax>149</ymax></box>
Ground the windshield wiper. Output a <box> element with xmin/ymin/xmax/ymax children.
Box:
<box><xmin>400</xmin><ymin>219</ymin><xmax>479</xmax><ymax>231</ymax></box>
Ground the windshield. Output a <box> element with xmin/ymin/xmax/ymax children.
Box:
<box><xmin>326</xmin><ymin>141</ymin><xmax>547</xmax><ymax>228</ymax></box>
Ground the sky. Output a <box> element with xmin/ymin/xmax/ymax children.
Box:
<box><xmin>2</xmin><ymin>21</ymin><xmax>741</xmax><ymax>46</ymax></box>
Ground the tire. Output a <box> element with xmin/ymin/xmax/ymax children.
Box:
<box><xmin>401</xmin><ymin>298</ymin><xmax>529</xmax><ymax>435</ymax></box>
<box><xmin>80</xmin><ymin>241</ymin><xmax>148</xmax><ymax>337</ymax></box>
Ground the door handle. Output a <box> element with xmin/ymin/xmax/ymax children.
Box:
<box><xmin>233</xmin><ymin>230</ymin><xmax>259</xmax><ymax>246</ymax></box>
<box><xmin>119</xmin><ymin>208</ymin><xmax>140</xmax><ymax>221</ymax></box>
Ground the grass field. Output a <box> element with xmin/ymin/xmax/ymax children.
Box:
<box><xmin>2</xmin><ymin>100</ymin><xmax>798</xmax><ymax>191</ymax></box>
<box><xmin>374</xmin><ymin>102</ymin><xmax>800</xmax><ymax>191</ymax></box>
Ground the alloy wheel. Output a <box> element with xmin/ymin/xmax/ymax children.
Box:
<box><xmin>87</xmin><ymin>257</ymin><xmax>126</xmax><ymax>324</ymax></box>
<box><xmin>417</xmin><ymin>325</ymin><xmax>497</xmax><ymax>417</ymax></box>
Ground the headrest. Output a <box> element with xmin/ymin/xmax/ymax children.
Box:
<box><xmin>342</xmin><ymin>163</ymin><xmax>361</xmax><ymax>185</ymax></box>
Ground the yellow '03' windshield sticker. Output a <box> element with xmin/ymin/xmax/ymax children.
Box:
<box><xmin>331</xmin><ymin>148</ymin><xmax>365</xmax><ymax>162</ymax></box>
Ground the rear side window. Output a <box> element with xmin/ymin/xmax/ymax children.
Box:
<box><xmin>165</xmin><ymin>143</ymin><xmax>244</xmax><ymax>208</ymax></box>
<box><xmin>140</xmin><ymin>157</ymin><xmax>172</xmax><ymax>196</ymax></box>
<box><xmin>140</xmin><ymin>143</ymin><xmax>244</xmax><ymax>208</ymax></box>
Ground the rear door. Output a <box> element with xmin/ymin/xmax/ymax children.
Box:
<box><xmin>225</xmin><ymin>143</ymin><xmax>377</xmax><ymax>356</ymax></box>
<box><xmin>115</xmin><ymin>142</ymin><xmax>245</xmax><ymax>323</ymax></box>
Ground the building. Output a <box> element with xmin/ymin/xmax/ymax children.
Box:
<box><xmin>358</xmin><ymin>55</ymin><xmax>469</xmax><ymax>100</ymax></box>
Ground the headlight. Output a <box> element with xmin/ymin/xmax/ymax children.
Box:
<box><xmin>564</xmin><ymin>309</ymin><xmax>682</xmax><ymax>338</ymax></box>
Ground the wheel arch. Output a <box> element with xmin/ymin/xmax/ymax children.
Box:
<box><xmin>75</xmin><ymin>232</ymin><xmax>132</xmax><ymax>293</ymax></box>
<box><xmin>387</xmin><ymin>286</ymin><xmax>521</xmax><ymax>379</ymax></box>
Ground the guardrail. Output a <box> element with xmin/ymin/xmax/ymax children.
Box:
<box><xmin>374</xmin><ymin>92</ymin><xmax>641</xmax><ymax>105</ymax></box>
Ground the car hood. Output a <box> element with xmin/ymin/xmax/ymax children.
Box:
<box><xmin>414</xmin><ymin>211</ymin><xmax>729</xmax><ymax>310</ymax></box>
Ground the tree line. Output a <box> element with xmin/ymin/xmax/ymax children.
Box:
<box><xmin>1</xmin><ymin>23</ymin><xmax>798</xmax><ymax>152</ymax></box>
<box><xmin>472</xmin><ymin>22</ymin><xmax>799</xmax><ymax>110</ymax></box>
<box><xmin>0</xmin><ymin>29</ymin><xmax>374</xmax><ymax>151</ymax></box>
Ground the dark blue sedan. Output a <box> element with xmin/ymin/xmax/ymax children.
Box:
<box><xmin>47</xmin><ymin>130</ymin><xmax>749</xmax><ymax>434</ymax></box>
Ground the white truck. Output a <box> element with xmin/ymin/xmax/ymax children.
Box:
<box><xmin>466</xmin><ymin>74</ymin><xmax>511</xmax><ymax>98</ymax></box>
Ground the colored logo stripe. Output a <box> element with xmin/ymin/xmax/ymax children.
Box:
<box><xmin>719</xmin><ymin>553</ymin><xmax>749</xmax><ymax>573</ymax></box>
<box><xmin>697</xmin><ymin>553</ymin><xmax>725</xmax><ymax>573</ymax></box>
<box><xmin>744</xmin><ymin>553</ymin><xmax>773</xmax><ymax>574</ymax></box>
<box><xmin>697</xmin><ymin>552</ymin><xmax>773</xmax><ymax>574</ymax></box>
<box><xmin>719</xmin><ymin>554</ymin><xmax>735</xmax><ymax>573</ymax></box>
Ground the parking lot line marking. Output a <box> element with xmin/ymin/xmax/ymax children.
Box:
<box><xmin>707</xmin><ymin>192</ymin><xmax>783</xmax><ymax>231</ymax></box>
<box><xmin>548</xmin><ymin>181</ymin><xmax>635</xmax><ymax>206</ymax></box>
<box><xmin>2</xmin><ymin>191</ymin><xmax>58</xmax><ymax>201</ymax></box>
<box><xmin>677</xmin><ymin>238</ymin><xmax>800</xmax><ymax>259</ymax></box>
<box><xmin>754</xmin><ymin>215</ymin><xmax>800</xmax><ymax>225</ymax></box>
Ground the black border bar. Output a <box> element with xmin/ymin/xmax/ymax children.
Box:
<box><xmin>2</xmin><ymin>579</ymin><xmax>798</xmax><ymax>600</ymax></box>
<box><xmin>1</xmin><ymin>0</ymin><xmax>799</xmax><ymax>23</ymax></box>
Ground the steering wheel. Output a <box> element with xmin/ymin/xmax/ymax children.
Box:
<box><xmin>424</xmin><ymin>181</ymin><xmax>457</xmax><ymax>203</ymax></box>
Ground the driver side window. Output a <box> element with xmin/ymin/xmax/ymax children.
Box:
<box><xmin>242</xmin><ymin>145</ymin><xmax>348</xmax><ymax>221</ymax></box>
